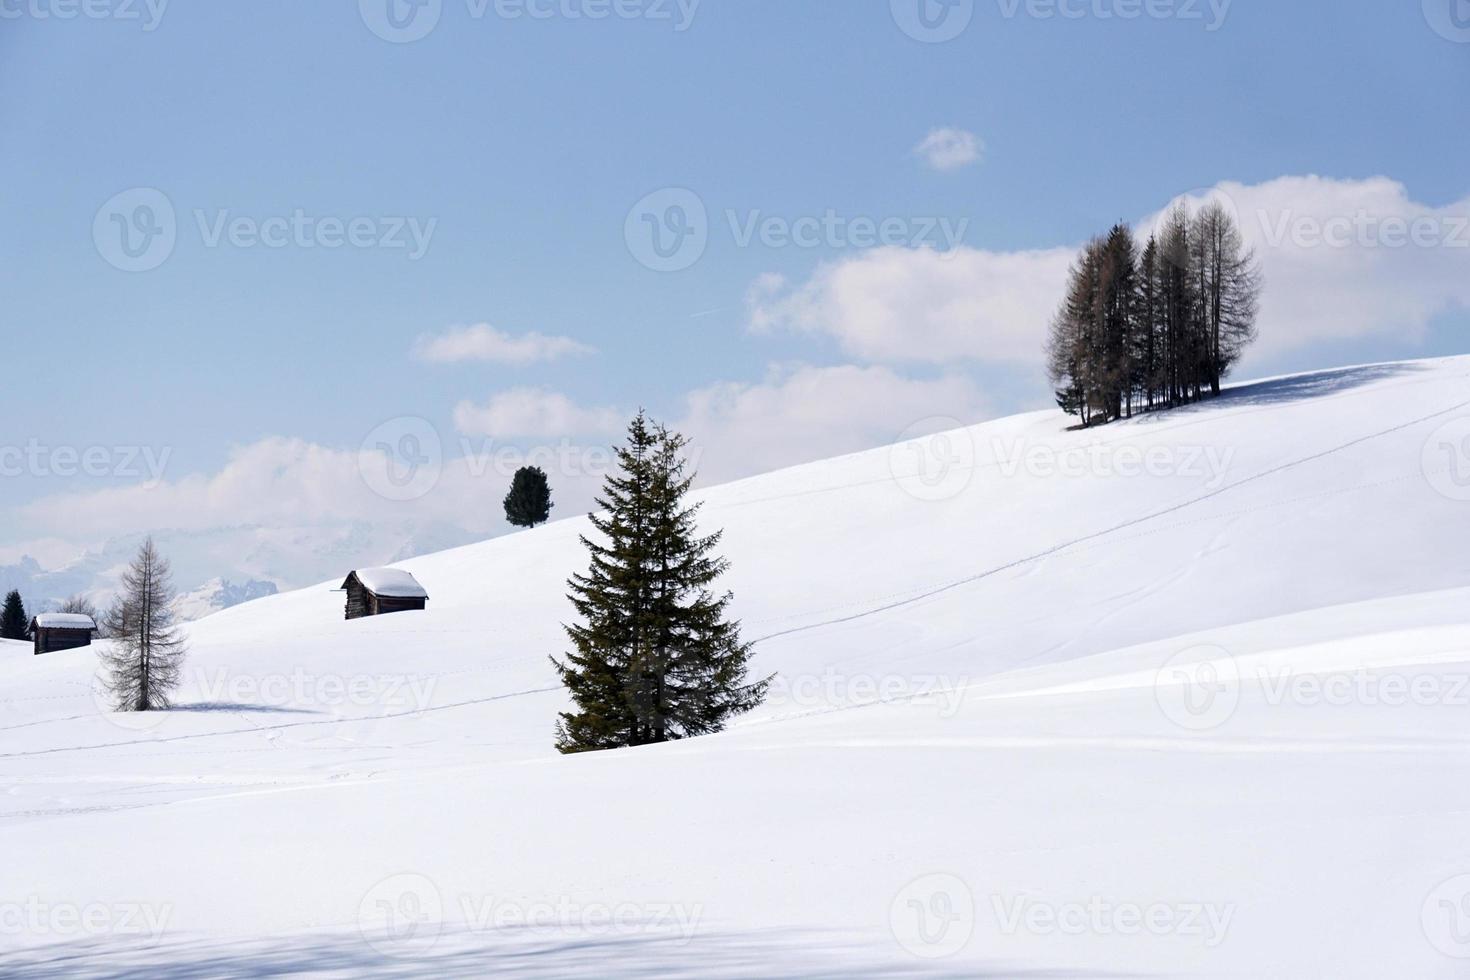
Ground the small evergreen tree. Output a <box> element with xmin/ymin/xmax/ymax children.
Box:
<box><xmin>100</xmin><ymin>537</ymin><xmax>187</xmax><ymax>712</ymax></box>
<box><xmin>0</xmin><ymin>591</ymin><xmax>28</xmax><ymax>640</ymax></box>
<box><xmin>503</xmin><ymin>466</ymin><xmax>553</xmax><ymax>529</ymax></box>
<box><xmin>552</xmin><ymin>412</ymin><xmax>768</xmax><ymax>753</ymax></box>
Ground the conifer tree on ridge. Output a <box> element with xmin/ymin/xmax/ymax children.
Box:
<box><xmin>504</xmin><ymin>465</ymin><xmax>554</xmax><ymax>529</ymax></box>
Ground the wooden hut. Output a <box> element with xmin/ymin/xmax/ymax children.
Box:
<box><xmin>31</xmin><ymin>613</ymin><xmax>97</xmax><ymax>656</ymax></box>
<box><xmin>340</xmin><ymin>568</ymin><xmax>429</xmax><ymax>620</ymax></box>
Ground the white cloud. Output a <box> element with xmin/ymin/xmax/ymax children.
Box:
<box><xmin>676</xmin><ymin>364</ymin><xmax>991</xmax><ymax>483</ymax></box>
<box><xmin>747</xmin><ymin>245</ymin><xmax>1075</xmax><ymax>365</ymax></box>
<box><xmin>12</xmin><ymin>435</ymin><xmax>614</xmax><ymax>576</ymax></box>
<box><xmin>749</xmin><ymin>175</ymin><xmax>1470</xmax><ymax>370</ymax></box>
<box><xmin>1148</xmin><ymin>176</ymin><xmax>1470</xmax><ymax>361</ymax></box>
<box><xmin>6</xmin><ymin>435</ymin><xmax>616</xmax><ymax>597</ymax></box>
<box><xmin>914</xmin><ymin>127</ymin><xmax>983</xmax><ymax>172</ymax></box>
<box><xmin>453</xmin><ymin>388</ymin><xmax>625</xmax><ymax>439</ymax></box>
<box><xmin>10</xmin><ymin>367</ymin><xmax>990</xmax><ymax>593</ymax></box>
<box><xmin>18</xmin><ymin>369</ymin><xmax>985</xmax><ymax>544</ymax></box>
<box><xmin>19</xmin><ymin>438</ymin><xmax>428</xmax><ymax>538</ymax></box>
<box><xmin>0</xmin><ymin>538</ymin><xmax>83</xmax><ymax>569</ymax></box>
<box><xmin>413</xmin><ymin>323</ymin><xmax>594</xmax><ymax>365</ymax></box>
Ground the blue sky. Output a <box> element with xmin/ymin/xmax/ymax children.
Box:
<box><xmin>1</xmin><ymin>0</ymin><xmax>1468</xmax><ymax>584</ymax></box>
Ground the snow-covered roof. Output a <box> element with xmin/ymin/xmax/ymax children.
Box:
<box><xmin>32</xmin><ymin>613</ymin><xmax>96</xmax><ymax>630</ymax></box>
<box><xmin>344</xmin><ymin>568</ymin><xmax>429</xmax><ymax>599</ymax></box>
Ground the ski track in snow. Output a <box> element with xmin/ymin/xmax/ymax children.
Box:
<box><xmin>751</xmin><ymin>387</ymin><xmax>1470</xmax><ymax>644</ymax></box>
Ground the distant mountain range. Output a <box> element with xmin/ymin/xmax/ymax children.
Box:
<box><xmin>0</xmin><ymin>519</ymin><xmax>481</xmax><ymax>621</ymax></box>
<box><xmin>169</xmin><ymin>577</ymin><xmax>280</xmax><ymax>622</ymax></box>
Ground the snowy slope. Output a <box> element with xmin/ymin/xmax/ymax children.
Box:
<box><xmin>2</xmin><ymin>358</ymin><xmax>1469</xmax><ymax>977</ymax></box>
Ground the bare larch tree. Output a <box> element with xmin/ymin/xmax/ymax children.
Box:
<box><xmin>100</xmin><ymin>537</ymin><xmax>187</xmax><ymax>712</ymax></box>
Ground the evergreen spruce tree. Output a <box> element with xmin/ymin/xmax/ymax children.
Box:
<box><xmin>503</xmin><ymin>465</ymin><xmax>554</xmax><ymax>529</ymax></box>
<box><xmin>552</xmin><ymin>412</ymin><xmax>768</xmax><ymax>753</ymax></box>
<box><xmin>0</xmin><ymin>591</ymin><xmax>28</xmax><ymax>640</ymax></box>
<box><xmin>553</xmin><ymin>412</ymin><xmax>664</xmax><ymax>751</ymax></box>
<box><xmin>100</xmin><ymin>537</ymin><xmax>187</xmax><ymax>712</ymax></box>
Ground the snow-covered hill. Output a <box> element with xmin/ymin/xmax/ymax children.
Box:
<box><xmin>3</xmin><ymin>358</ymin><xmax>1469</xmax><ymax>978</ymax></box>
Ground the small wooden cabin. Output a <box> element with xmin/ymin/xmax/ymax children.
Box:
<box><xmin>31</xmin><ymin>613</ymin><xmax>97</xmax><ymax>656</ymax></box>
<box><xmin>340</xmin><ymin>568</ymin><xmax>429</xmax><ymax>620</ymax></box>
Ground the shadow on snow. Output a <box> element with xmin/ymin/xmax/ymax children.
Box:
<box><xmin>1126</xmin><ymin>360</ymin><xmax>1428</xmax><ymax>427</ymax></box>
<box><xmin>0</xmin><ymin>928</ymin><xmax>1153</xmax><ymax>979</ymax></box>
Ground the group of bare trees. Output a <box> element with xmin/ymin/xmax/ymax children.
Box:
<box><xmin>1046</xmin><ymin>201</ymin><xmax>1263</xmax><ymax>426</ymax></box>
